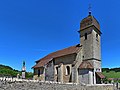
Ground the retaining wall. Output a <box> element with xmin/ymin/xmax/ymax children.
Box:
<box><xmin>0</xmin><ymin>78</ymin><xmax>113</xmax><ymax>90</ymax></box>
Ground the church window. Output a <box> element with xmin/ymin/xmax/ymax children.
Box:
<box><xmin>55</xmin><ymin>67</ymin><xmax>58</xmax><ymax>75</ymax></box>
<box><xmin>38</xmin><ymin>69</ymin><xmax>40</xmax><ymax>77</ymax></box>
<box><xmin>96</xmin><ymin>34</ymin><xmax>98</xmax><ymax>41</ymax></box>
<box><xmin>66</xmin><ymin>66</ymin><xmax>70</xmax><ymax>75</ymax></box>
<box><xmin>85</xmin><ymin>33</ymin><xmax>87</xmax><ymax>40</ymax></box>
<box><xmin>96</xmin><ymin>68</ymin><xmax>100</xmax><ymax>72</ymax></box>
<box><xmin>82</xmin><ymin>56</ymin><xmax>84</xmax><ymax>59</ymax></box>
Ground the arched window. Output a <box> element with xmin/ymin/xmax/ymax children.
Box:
<box><xmin>56</xmin><ymin>67</ymin><xmax>58</xmax><ymax>75</ymax></box>
<box><xmin>38</xmin><ymin>69</ymin><xmax>40</xmax><ymax>77</ymax></box>
<box><xmin>66</xmin><ymin>66</ymin><xmax>70</xmax><ymax>75</ymax></box>
<box><xmin>85</xmin><ymin>33</ymin><xmax>87</xmax><ymax>40</ymax></box>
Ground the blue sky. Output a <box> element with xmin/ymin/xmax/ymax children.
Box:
<box><xmin>0</xmin><ymin>0</ymin><xmax>120</xmax><ymax>72</ymax></box>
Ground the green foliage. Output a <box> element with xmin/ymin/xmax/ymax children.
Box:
<box><xmin>0</xmin><ymin>64</ymin><xmax>33</xmax><ymax>79</ymax></box>
<box><xmin>103</xmin><ymin>71</ymin><xmax>120</xmax><ymax>78</ymax></box>
<box><xmin>0</xmin><ymin>64</ymin><xmax>13</xmax><ymax>70</ymax></box>
<box><xmin>110</xmin><ymin>68</ymin><xmax>120</xmax><ymax>72</ymax></box>
<box><xmin>25</xmin><ymin>72</ymin><xmax>33</xmax><ymax>79</ymax></box>
<box><xmin>0</xmin><ymin>64</ymin><xmax>19</xmax><ymax>77</ymax></box>
<box><xmin>102</xmin><ymin>67</ymin><xmax>120</xmax><ymax>80</ymax></box>
<box><xmin>102</xmin><ymin>68</ymin><xmax>110</xmax><ymax>72</ymax></box>
<box><xmin>102</xmin><ymin>67</ymin><xmax>120</xmax><ymax>73</ymax></box>
<box><xmin>102</xmin><ymin>77</ymin><xmax>108</xmax><ymax>84</ymax></box>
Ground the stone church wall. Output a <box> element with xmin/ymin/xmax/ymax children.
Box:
<box><xmin>54</xmin><ymin>54</ymin><xmax>76</xmax><ymax>65</ymax></box>
<box><xmin>33</xmin><ymin>67</ymin><xmax>45</xmax><ymax>81</ymax></box>
<box><xmin>54</xmin><ymin>54</ymin><xmax>76</xmax><ymax>83</ymax></box>
<box><xmin>92</xmin><ymin>30</ymin><xmax>101</xmax><ymax>60</ymax></box>
<box><xmin>80</xmin><ymin>28</ymin><xmax>93</xmax><ymax>60</ymax></box>
<box><xmin>78</xmin><ymin>69</ymin><xmax>89</xmax><ymax>84</ymax></box>
<box><xmin>45</xmin><ymin>60</ymin><xmax>54</xmax><ymax>81</ymax></box>
<box><xmin>80</xmin><ymin>28</ymin><xmax>101</xmax><ymax>61</ymax></box>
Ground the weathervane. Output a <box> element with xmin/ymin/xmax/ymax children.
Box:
<box><xmin>88</xmin><ymin>4</ymin><xmax>92</xmax><ymax>15</ymax></box>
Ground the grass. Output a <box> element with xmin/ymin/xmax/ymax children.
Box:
<box><xmin>103</xmin><ymin>71</ymin><xmax>120</xmax><ymax>78</ymax></box>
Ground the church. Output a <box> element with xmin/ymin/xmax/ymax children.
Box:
<box><xmin>32</xmin><ymin>11</ymin><xmax>105</xmax><ymax>84</ymax></box>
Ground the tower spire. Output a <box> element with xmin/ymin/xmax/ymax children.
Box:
<box><xmin>23</xmin><ymin>61</ymin><xmax>25</xmax><ymax>67</ymax></box>
<box><xmin>88</xmin><ymin>4</ymin><xmax>92</xmax><ymax>15</ymax></box>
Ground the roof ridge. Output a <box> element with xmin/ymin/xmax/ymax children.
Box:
<box><xmin>36</xmin><ymin>44</ymin><xmax>80</xmax><ymax>62</ymax></box>
<box><xmin>33</xmin><ymin>44</ymin><xmax>82</xmax><ymax>68</ymax></box>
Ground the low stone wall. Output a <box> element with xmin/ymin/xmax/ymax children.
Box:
<box><xmin>86</xmin><ymin>84</ymin><xmax>114</xmax><ymax>90</ymax></box>
<box><xmin>0</xmin><ymin>78</ymin><xmax>113</xmax><ymax>90</ymax></box>
<box><xmin>0</xmin><ymin>81</ymin><xmax>81</xmax><ymax>90</ymax></box>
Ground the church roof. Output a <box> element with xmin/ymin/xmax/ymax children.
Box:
<box><xmin>79</xmin><ymin>61</ymin><xmax>94</xmax><ymax>69</ymax></box>
<box><xmin>96</xmin><ymin>72</ymin><xmax>105</xmax><ymax>79</ymax></box>
<box><xmin>80</xmin><ymin>15</ymin><xmax>100</xmax><ymax>31</ymax></box>
<box><xmin>32</xmin><ymin>44</ymin><xmax>81</xmax><ymax>68</ymax></box>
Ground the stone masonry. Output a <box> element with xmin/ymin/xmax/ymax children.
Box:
<box><xmin>0</xmin><ymin>79</ymin><xmax>113</xmax><ymax>90</ymax></box>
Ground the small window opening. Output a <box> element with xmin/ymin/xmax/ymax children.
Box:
<box><xmin>82</xmin><ymin>56</ymin><xmax>84</xmax><ymax>59</ymax></box>
<box><xmin>85</xmin><ymin>33</ymin><xmax>87</xmax><ymax>40</ymax></box>
<box><xmin>56</xmin><ymin>67</ymin><xmax>58</xmax><ymax>75</ymax></box>
<box><xmin>96</xmin><ymin>34</ymin><xmax>99</xmax><ymax>41</ymax></box>
<box><xmin>38</xmin><ymin>69</ymin><xmax>40</xmax><ymax>77</ymax></box>
<box><xmin>66</xmin><ymin>66</ymin><xmax>70</xmax><ymax>75</ymax></box>
<box><xmin>96</xmin><ymin>34</ymin><xmax>98</xmax><ymax>39</ymax></box>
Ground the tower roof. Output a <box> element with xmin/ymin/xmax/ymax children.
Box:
<box><xmin>80</xmin><ymin>15</ymin><xmax>100</xmax><ymax>31</ymax></box>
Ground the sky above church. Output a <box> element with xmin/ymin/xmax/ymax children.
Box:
<box><xmin>0</xmin><ymin>0</ymin><xmax>120</xmax><ymax>72</ymax></box>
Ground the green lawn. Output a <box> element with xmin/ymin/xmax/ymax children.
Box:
<box><xmin>103</xmin><ymin>71</ymin><xmax>120</xmax><ymax>78</ymax></box>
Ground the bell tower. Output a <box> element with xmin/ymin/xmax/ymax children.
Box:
<box><xmin>79</xmin><ymin>11</ymin><xmax>102</xmax><ymax>84</ymax></box>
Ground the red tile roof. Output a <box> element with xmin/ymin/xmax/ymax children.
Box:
<box><xmin>79</xmin><ymin>61</ymin><xmax>94</xmax><ymax>69</ymax></box>
<box><xmin>96</xmin><ymin>72</ymin><xmax>105</xmax><ymax>79</ymax></box>
<box><xmin>32</xmin><ymin>44</ymin><xmax>81</xmax><ymax>68</ymax></box>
